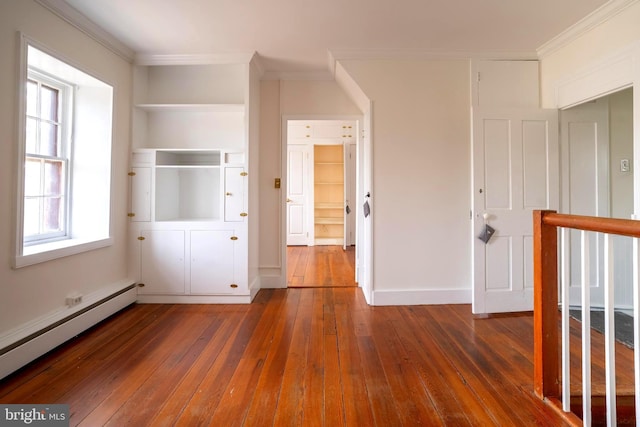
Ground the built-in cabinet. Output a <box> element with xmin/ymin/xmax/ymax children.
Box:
<box><xmin>128</xmin><ymin>58</ymin><xmax>258</xmax><ymax>303</ymax></box>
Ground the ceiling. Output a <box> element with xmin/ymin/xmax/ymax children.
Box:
<box><xmin>61</xmin><ymin>0</ymin><xmax>610</xmax><ymax>76</ymax></box>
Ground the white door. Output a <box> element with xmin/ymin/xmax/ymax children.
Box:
<box><xmin>472</xmin><ymin>108</ymin><xmax>559</xmax><ymax>314</ymax></box>
<box><xmin>346</xmin><ymin>143</ymin><xmax>357</xmax><ymax>247</ymax></box>
<box><xmin>224</xmin><ymin>167</ymin><xmax>245</xmax><ymax>222</ymax></box>
<box><xmin>140</xmin><ymin>229</ymin><xmax>185</xmax><ymax>294</ymax></box>
<box><xmin>130</xmin><ymin>167</ymin><xmax>151</xmax><ymax>222</ymax></box>
<box><xmin>286</xmin><ymin>144</ymin><xmax>311</xmax><ymax>245</ymax></box>
<box><xmin>190</xmin><ymin>230</ymin><xmax>234</xmax><ymax>294</ymax></box>
<box><xmin>560</xmin><ymin>99</ymin><xmax>610</xmax><ymax>307</ymax></box>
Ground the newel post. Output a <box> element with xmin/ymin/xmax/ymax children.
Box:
<box><xmin>533</xmin><ymin>210</ymin><xmax>560</xmax><ymax>399</ymax></box>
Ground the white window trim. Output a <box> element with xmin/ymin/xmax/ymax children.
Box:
<box><xmin>13</xmin><ymin>33</ymin><xmax>114</xmax><ymax>269</ymax></box>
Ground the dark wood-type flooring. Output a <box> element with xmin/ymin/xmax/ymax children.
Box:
<box><xmin>1</xmin><ymin>287</ymin><xmax>608</xmax><ymax>426</ymax></box>
<box><xmin>287</xmin><ymin>245</ymin><xmax>356</xmax><ymax>288</ymax></box>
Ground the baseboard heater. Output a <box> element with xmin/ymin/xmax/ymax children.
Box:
<box><xmin>0</xmin><ymin>281</ymin><xmax>137</xmax><ymax>380</ymax></box>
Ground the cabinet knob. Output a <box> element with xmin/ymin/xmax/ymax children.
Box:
<box><xmin>137</xmin><ymin>236</ymin><xmax>145</xmax><ymax>241</ymax></box>
<box><xmin>230</xmin><ymin>284</ymin><xmax>238</xmax><ymax>288</ymax></box>
<box><xmin>230</xmin><ymin>236</ymin><xmax>238</xmax><ymax>240</ymax></box>
<box><xmin>286</xmin><ymin>198</ymin><xmax>292</xmax><ymax>203</ymax></box>
<box><xmin>128</xmin><ymin>171</ymin><xmax>136</xmax><ymax>176</ymax></box>
<box><xmin>226</xmin><ymin>192</ymin><xmax>232</xmax><ymax>196</ymax></box>
<box><xmin>240</xmin><ymin>172</ymin><xmax>248</xmax><ymax>176</ymax></box>
<box><xmin>127</xmin><ymin>213</ymin><xmax>135</xmax><ymax>217</ymax></box>
<box><xmin>240</xmin><ymin>212</ymin><xmax>248</xmax><ymax>217</ymax></box>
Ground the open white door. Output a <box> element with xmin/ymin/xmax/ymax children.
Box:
<box><xmin>472</xmin><ymin>108</ymin><xmax>559</xmax><ymax>314</ymax></box>
<box><xmin>560</xmin><ymin>98</ymin><xmax>610</xmax><ymax>308</ymax></box>
<box><xmin>286</xmin><ymin>144</ymin><xmax>311</xmax><ymax>246</ymax></box>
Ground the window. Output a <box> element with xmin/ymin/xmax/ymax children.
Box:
<box><xmin>15</xmin><ymin>38</ymin><xmax>114</xmax><ymax>268</ymax></box>
<box><xmin>24</xmin><ymin>74</ymin><xmax>71</xmax><ymax>244</ymax></box>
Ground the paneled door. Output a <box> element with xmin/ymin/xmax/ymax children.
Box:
<box><xmin>472</xmin><ymin>109</ymin><xmax>559</xmax><ymax>314</ymax></box>
<box><xmin>286</xmin><ymin>144</ymin><xmax>311</xmax><ymax>245</ymax></box>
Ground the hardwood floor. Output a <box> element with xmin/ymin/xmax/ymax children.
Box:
<box><xmin>0</xmin><ymin>288</ymin><xmax>582</xmax><ymax>426</ymax></box>
<box><xmin>287</xmin><ymin>245</ymin><xmax>356</xmax><ymax>288</ymax></box>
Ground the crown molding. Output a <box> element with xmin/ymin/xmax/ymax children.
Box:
<box><xmin>135</xmin><ymin>52</ymin><xmax>256</xmax><ymax>66</ymax></box>
<box><xmin>537</xmin><ymin>0</ymin><xmax>639</xmax><ymax>59</ymax></box>
<box><xmin>34</xmin><ymin>0</ymin><xmax>134</xmax><ymax>62</ymax></box>
<box><xmin>328</xmin><ymin>48</ymin><xmax>537</xmax><ymax>63</ymax></box>
<box><xmin>261</xmin><ymin>70</ymin><xmax>334</xmax><ymax>81</ymax></box>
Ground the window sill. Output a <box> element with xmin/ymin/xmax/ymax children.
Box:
<box><xmin>14</xmin><ymin>237</ymin><xmax>113</xmax><ymax>268</ymax></box>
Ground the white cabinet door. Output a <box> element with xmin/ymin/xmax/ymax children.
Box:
<box><xmin>130</xmin><ymin>167</ymin><xmax>151</xmax><ymax>222</ymax></box>
<box><xmin>190</xmin><ymin>230</ymin><xmax>235</xmax><ymax>294</ymax></box>
<box><xmin>140</xmin><ymin>229</ymin><xmax>185</xmax><ymax>294</ymax></box>
<box><xmin>287</xmin><ymin>144</ymin><xmax>311</xmax><ymax>245</ymax></box>
<box><xmin>224</xmin><ymin>167</ymin><xmax>245</xmax><ymax>222</ymax></box>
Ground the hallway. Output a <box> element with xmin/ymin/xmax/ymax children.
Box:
<box><xmin>287</xmin><ymin>245</ymin><xmax>356</xmax><ymax>288</ymax></box>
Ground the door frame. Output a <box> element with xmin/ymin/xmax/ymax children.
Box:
<box><xmin>280</xmin><ymin>115</ymin><xmax>365</xmax><ymax>287</ymax></box>
<box><xmin>552</xmin><ymin>42</ymin><xmax>639</xmax><ymax>217</ymax></box>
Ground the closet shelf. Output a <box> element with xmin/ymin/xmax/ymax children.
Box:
<box><xmin>315</xmin><ymin>202</ymin><xmax>343</xmax><ymax>209</ymax></box>
<box><xmin>315</xmin><ymin>217</ymin><xmax>344</xmax><ymax>225</ymax></box>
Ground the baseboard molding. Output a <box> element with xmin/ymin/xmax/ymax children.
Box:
<box><xmin>136</xmin><ymin>294</ymin><xmax>254</xmax><ymax>304</ymax></box>
<box><xmin>259</xmin><ymin>267</ymin><xmax>286</xmax><ymax>289</ymax></box>
<box><xmin>0</xmin><ymin>279</ymin><xmax>137</xmax><ymax>380</ymax></box>
<box><xmin>371</xmin><ymin>288</ymin><xmax>471</xmax><ymax>306</ymax></box>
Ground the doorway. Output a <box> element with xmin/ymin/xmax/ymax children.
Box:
<box><xmin>561</xmin><ymin>88</ymin><xmax>634</xmax><ymax>312</ymax></box>
<box><xmin>284</xmin><ymin>118</ymin><xmax>359</xmax><ymax>288</ymax></box>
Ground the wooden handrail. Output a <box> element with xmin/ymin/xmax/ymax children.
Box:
<box><xmin>542</xmin><ymin>212</ymin><xmax>640</xmax><ymax>238</ymax></box>
<box><xmin>533</xmin><ymin>210</ymin><xmax>640</xmax><ymax>416</ymax></box>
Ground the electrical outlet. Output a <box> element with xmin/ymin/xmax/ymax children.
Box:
<box><xmin>65</xmin><ymin>293</ymin><xmax>83</xmax><ymax>307</ymax></box>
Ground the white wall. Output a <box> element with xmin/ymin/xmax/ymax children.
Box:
<box><xmin>0</xmin><ymin>1</ymin><xmax>132</xmax><ymax>333</ymax></box>
<box><xmin>540</xmin><ymin>2</ymin><xmax>640</xmax><ymax>107</ymax></box>
<box><xmin>258</xmin><ymin>80</ymin><xmax>360</xmax><ymax>286</ymax></box>
<box><xmin>609</xmin><ymin>88</ymin><xmax>634</xmax><ymax>219</ymax></box>
<box><xmin>336</xmin><ymin>59</ymin><xmax>472</xmax><ymax>297</ymax></box>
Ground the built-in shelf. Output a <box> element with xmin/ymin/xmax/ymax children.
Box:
<box><xmin>315</xmin><ymin>202</ymin><xmax>343</xmax><ymax>209</ymax></box>
<box><xmin>315</xmin><ymin>217</ymin><xmax>344</xmax><ymax>225</ymax></box>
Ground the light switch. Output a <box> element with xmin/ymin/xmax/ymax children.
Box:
<box><xmin>621</xmin><ymin>159</ymin><xmax>630</xmax><ymax>172</ymax></box>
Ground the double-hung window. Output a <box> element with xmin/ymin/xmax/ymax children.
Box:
<box><xmin>15</xmin><ymin>38</ymin><xmax>114</xmax><ymax>268</ymax></box>
<box><xmin>24</xmin><ymin>73</ymin><xmax>71</xmax><ymax>244</ymax></box>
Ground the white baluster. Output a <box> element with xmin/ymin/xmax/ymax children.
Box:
<box><xmin>603</xmin><ymin>234</ymin><xmax>616</xmax><ymax>426</ymax></box>
<box><xmin>581</xmin><ymin>230</ymin><xmax>591</xmax><ymax>426</ymax></box>
<box><xmin>561</xmin><ymin>227</ymin><xmax>571</xmax><ymax>412</ymax></box>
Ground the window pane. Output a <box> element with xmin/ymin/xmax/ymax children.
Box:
<box><xmin>44</xmin><ymin>160</ymin><xmax>63</xmax><ymax>196</ymax></box>
<box><xmin>26</xmin><ymin>80</ymin><xmax>37</xmax><ymax>117</ymax></box>
<box><xmin>24</xmin><ymin>158</ymin><xmax>42</xmax><ymax>197</ymax></box>
<box><xmin>44</xmin><ymin>197</ymin><xmax>63</xmax><ymax>233</ymax></box>
<box><xmin>40</xmin><ymin>85</ymin><xmax>59</xmax><ymax>122</ymax></box>
<box><xmin>40</xmin><ymin>121</ymin><xmax>59</xmax><ymax>156</ymax></box>
<box><xmin>25</xmin><ymin>117</ymin><xmax>38</xmax><ymax>153</ymax></box>
<box><xmin>23</xmin><ymin>197</ymin><xmax>40</xmax><ymax>237</ymax></box>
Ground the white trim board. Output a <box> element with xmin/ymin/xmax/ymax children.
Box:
<box><xmin>371</xmin><ymin>289</ymin><xmax>471</xmax><ymax>306</ymax></box>
<box><xmin>537</xmin><ymin>0</ymin><xmax>639</xmax><ymax>59</ymax></box>
<box><xmin>34</xmin><ymin>0</ymin><xmax>134</xmax><ymax>61</ymax></box>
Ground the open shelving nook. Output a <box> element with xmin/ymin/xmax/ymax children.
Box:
<box><xmin>314</xmin><ymin>144</ymin><xmax>345</xmax><ymax>245</ymax></box>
